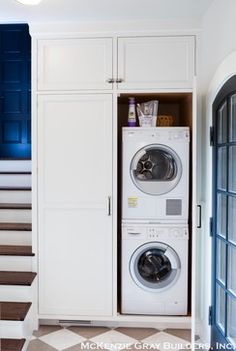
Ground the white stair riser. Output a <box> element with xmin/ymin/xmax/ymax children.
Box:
<box><xmin>0</xmin><ymin>174</ymin><xmax>31</xmax><ymax>188</ymax></box>
<box><xmin>0</xmin><ymin>284</ymin><xmax>34</xmax><ymax>302</ymax></box>
<box><xmin>0</xmin><ymin>306</ymin><xmax>35</xmax><ymax>338</ymax></box>
<box><xmin>0</xmin><ymin>256</ymin><xmax>33</xmax><ymax>271</ymax></box>
<box><xmin>0</xmin><ymin>321</ymin><xmax>25</xmax><ymax>339</ymax></box>
<box><xmin>0</xmin><ymin>160</ymin><xmax>31</xmax><ymax>173</ymax></box>
<box><xmin>0</xmin><ymin>231</ymin><xmax>31</xmax><ymax>245</ymax></box>
<box><xmin>0</xmin><ymin>209</ymin><xmax>31</xmax><ymax>223</ymax></box>
<box><xmin>0</xmin><ymin>190</ymin><xmax>31</xmax><ymax>203</ymax></box>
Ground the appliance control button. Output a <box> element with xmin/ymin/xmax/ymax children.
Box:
<box><xmin>170</xmin><ymin>229</ymin><xmax>181</xmax><ymax>238</ymax></box>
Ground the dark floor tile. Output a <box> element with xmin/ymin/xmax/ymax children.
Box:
<box><xmin>27</xmin><ymin>339</ymin><xmax>57</xmax><ymax>351</ymax></box>
<box><xmin>68</xmin><ymin>326</ymin><xmax>110</xmax><ymax>339</ymax></box>
<box><xmin>164</xmin><ymin>329</ymin><xmax>191</xmax><ymax>342</ymax></box>
<box><xmin>33</xmin><ymin>325</ymin><xmax>63</xmax><ymax>337</ymax></box>
<box><xmin>115</xmin><ymin>327</ymin><xmax>158</xmax><ymax>340</ymax></box>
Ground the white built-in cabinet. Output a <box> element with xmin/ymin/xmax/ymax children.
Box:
<box><xmin>37</xmin><ymin>94</ymin><xmax>113</xmax><ymax>316</ymax></box>
<box><xmin>117</xmin><ymin>36</ymin><xmax>195</xmax><ymax>89</ymax></box>
<box><xmin>37</xmin><ymin>36</ymin><xmax>194</xmax><ymax>91</ymax></box>
<box><xmin>35</xmin><ymin>33</ymin><xmax>196</xmax><ymax>321</ymax></box>
<box><xmin>38</xmin><ymin>38</ymin><xmax>113</xmax><ymax>90</ymax></box>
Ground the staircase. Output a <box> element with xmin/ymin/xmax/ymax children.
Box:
<box><xmin>0</xmin><ymin>161</ymin><xmax>37</xmax><ymax>351</ymax></box>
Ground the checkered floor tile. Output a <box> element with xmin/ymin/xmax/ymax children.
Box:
<box><xmin>27</xmin><ymin>326</ymin><xmax>191</xmax><ymax>351</ymax></box>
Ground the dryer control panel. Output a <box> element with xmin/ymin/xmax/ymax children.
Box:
<box><xmin>123</xmin><ymin>127</ymin><xmax>190</xmax><ymax>143</ymax></box>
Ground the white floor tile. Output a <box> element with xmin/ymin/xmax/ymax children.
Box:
<box><xmin>142</xmin><ymin>331</ymin><xmax>191</xmax><ymax>351</ymax></box>
<box><xmin>39</xmin><ymin>328</ymin><xmax>86</xmax><ymax>351</ymax></box>
<box><xmin>90</xmin><ymin>330</ymin><xmax>137</xmax><ymax>351</ymax></box>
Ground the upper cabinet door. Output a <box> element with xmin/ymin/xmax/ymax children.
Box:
<box><xmin>117</xmin><ymin>36</ymin><xmax>195</xmax><ymax>90</ymax></box>
<box><xmin>38</xmin><ymin>38</ymin><xmax>113</xmax><ymax>90</ymax></box>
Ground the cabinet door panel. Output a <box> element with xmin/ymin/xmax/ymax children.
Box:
<box><xmin>38</xmin><ymin>94</ymin><xmax>113</xmax><ymax>316</ymax></box>
<box><xmin>39</xmin><ymin>209</ymin><xmax>113</xmax><ymax>316</ymax></box>
<box><xmin>38</xmin><ymin>38</ymin><xmax>113</xmax><ymax>90</ymax></box>
<box><xmin>38</xmin><ymin>95</ymin><xmax>112</xmax><ymax>204</ymax></box>
<box><xmin>117</xmin><ymin>36</ymin><xmax>195</xmax><ymax>89</ymax></box>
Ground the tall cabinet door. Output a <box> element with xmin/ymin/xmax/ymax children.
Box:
<box><xmin>38</xmin><ymin>94</ymin><xmax>113</xmax><ymax>317</ymax></box>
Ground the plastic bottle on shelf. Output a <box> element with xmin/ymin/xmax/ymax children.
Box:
<box><xmin>128</xmin><ymin>97</ymin><xmax>137</xmax><ymax>127</ymax></box>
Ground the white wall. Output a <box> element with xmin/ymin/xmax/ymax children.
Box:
<box><xmin>200</xmin><ymin>0</ymin><xmax>236</xmax><ymax>94</ymax></box>
<box><xmin>197</xmin><ymin>0</ymin><xmax>236</xmax><ymax>344</ymax></box>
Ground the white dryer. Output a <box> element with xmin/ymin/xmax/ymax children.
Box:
<box><xmin>121</xmin><ymin>223</ymin><xmax>188</xmax><ymax>315</ymax></box>
<box><xmin>122</xmin><ymin>127</ymin><xmax>190</xmax><ymax>223</ymax></box>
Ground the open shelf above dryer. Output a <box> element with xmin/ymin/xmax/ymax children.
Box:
<box><xmin>117</xmin><ymin>92</ymin><xmax>193</xmax><ymax>129</ymax></box>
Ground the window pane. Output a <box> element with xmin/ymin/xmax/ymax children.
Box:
<box><xmin>229</xmin><ymin>94</ymin><xmax>236</xmax><ymax>142</ymax></box>
<box><xmin>228</xmin><ymin>196</ymin><xmax>236</xmax><ymax>244</ymax></box>
<box><xmin>217</xmin><ymin>194</ymin><xmax>227</xmax><ymax>238</ymax></box>
<box><xmin>229</xmin><ymin>146</ymin><xmax>236</xmax><ymax>193</ymax></box>
<box><xmin>217</xmin><ymin>101</ymin><xmax>227</xmax><ymax>144</ymax></box>
<box><xmin>228</xmin><ymin>245</ymin><xmax>236</xmax><ymax>296</ymax></box>
<box><xmin>218</xmin><ymin>147</ymin><xmax>227</xmax><ymax>191</ymax></box>
<box><xmin>216</xmin><ymin>284</ymin><xmax>225</xmax><ymax>332</ymax></box>
<box><xmin>227</xmin><ymin>295</ymin><xmax>236</xmax><ymax>347</ymax></box>
<box><xmin>216</xmin><ymin>239</ymin><xmax>226</xmax><ymax>285</ymax></box>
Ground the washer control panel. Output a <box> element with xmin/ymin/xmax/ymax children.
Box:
<box><xmin>146</xmin><ymin>226</ymin><xmax>188</xmax><ymax>240</ymax></box>
<box><xmin>123</xmin><ymin>224</ymin><xmax>188</xmax><ymax>240</ymax></box>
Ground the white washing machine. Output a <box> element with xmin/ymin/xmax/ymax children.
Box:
<box><xmin>121</xmin><ymin>223</ymin><xmax>188</xmax><ymax>315</ymax></box>
<box><xmin>122</xmin><ymin>127</ymin><xmax>190</xmax><ymax>223</ymax></box>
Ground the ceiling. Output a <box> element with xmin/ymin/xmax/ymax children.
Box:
<box><xmin>0</xmin><ymin>0</ymin><xmax>214</xmax><ymax>23</ymax></box>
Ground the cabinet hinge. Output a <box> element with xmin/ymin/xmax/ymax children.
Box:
<box><xmin>210</xmin><ymin>217</ymin><xmax>213</xmax><ymax>237</ymax></box>
<box><xmin>210</xmin><ymin>126</ymin><xmax>214</xmax><ymax>146</ymax></box>
<box><xmin>208</xmin><ymin>306</ymin><xmax>213</xmax><ymax>326</ymax></box>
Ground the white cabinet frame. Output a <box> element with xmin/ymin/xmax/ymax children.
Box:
<box><xmin>30</xmin><ymin>30</ymin><xmax>198</xmax><ymax>331</ymax></box>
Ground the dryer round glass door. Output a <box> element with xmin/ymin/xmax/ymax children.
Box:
<box><xmin>130</xmin><ymin>242</ymin><xmax>181</xmax><ymax>292</ymax></box>
<box><xmin>130</xmin><ymin>144</ymin><xmax>182</xmax><ymax>195</ymax></box>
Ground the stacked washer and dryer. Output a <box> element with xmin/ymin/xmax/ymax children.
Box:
<box><xmin>121</xmin><ymin>127</ymin><xmax>190</xmax><ymax>315</ymax></box>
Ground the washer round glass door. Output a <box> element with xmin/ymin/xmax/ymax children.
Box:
<box><xmin>130</xmin><ymin>242</ymin><xmax>181</xmax><ymax>292</ymax></box>
<box><xmin>130</xmin><ymin>144</ymin><xmax>182</xmax><ymax>195</ymax></box>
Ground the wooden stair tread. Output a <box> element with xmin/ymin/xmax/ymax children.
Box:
<box><xmin>0</xmin><ymin>338</ymin><xmax>26</xmax><ymax>351</ymax></box>
<box><xmin>0</xmin><ymin>187</ymin><xmax>31</xmax><ymax>191</ymax></box>
<box><xmin>0</xmin><ymin>271</ymin><xmax>37</xmax><ymax>286</ymax></box>
<box><xmin>0</xmin><ymin>171</ymin><xmax>31</xmax><ymax>174</ymax></box>
<box><xmin>0</xmin><ymin>203</ymin><xmax>31</xmax><ymax>209</ymax></box>
<box><xmin>0</xmin><ymin>223</ymin><xmax>32</xmax><ymax>231</ymax></box>
<box><xmin>0</xmin><ymin>245</ymin><xmax>34</xmax><ymax>256</ymax></box>
<box><xmin>0</xmin><ymin>157</ymin><xmax>31</xmax><ymax>160</ymax></box>
<box><xmin>0</xmin><ymin>302</ymin><xmax>31</xmax><ymax>321</ymax></box>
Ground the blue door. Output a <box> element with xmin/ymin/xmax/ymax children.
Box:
<box><xmin>212</xmin><ymin>75</ymin><xmax>236</xmax><ymax>350</ymax></box>
<box><xmin>0</xmin><ymin>24</ymin><xmax>31</xmax><ymax>159</ymax></box>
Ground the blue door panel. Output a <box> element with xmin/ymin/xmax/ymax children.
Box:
<box><xmin>0</xmin><ymin>24</ymin><xmax>31</xmax><ymax>159</ymax></box>
<box><xmin>212</xmin><ymin>75</ymin><xmax>236</xmax><ymax>350</ymax></box>
<box><xmin>212</xmin><ymin>325</ymin><xmax>229</xmax><ymax>350</ymax></box>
